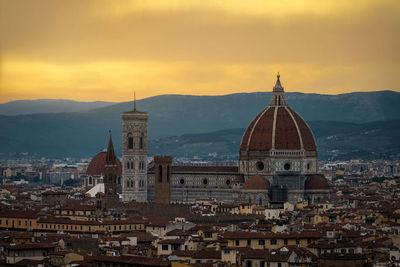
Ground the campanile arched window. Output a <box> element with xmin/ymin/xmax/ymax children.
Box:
<box><xmin>158</xmin><ymin>165</ymin><xmax>163</xmax><ymax>182</ymax></box>
<box><xmin>139</xmin><ymin>136</ymin><xmax>143</xmax><ymax>149</ymax></box>
<box><xmin>167</xmin><ymin>165</ymin><xmax>170</xmax><ymax>183</ymax></box>
<box><xmin>128</xmin><ymin>133</ymin><xmax>133</xmax><ymax>150</ymax></box>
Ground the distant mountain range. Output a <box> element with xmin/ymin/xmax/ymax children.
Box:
<box><xmin>149</xmin><ymin>120</ymin><xmax>400</xmax><ymax>161</ymax></box>
<box><xmin>0</xmin><ymin>91</ymin><xmax>399</xmax><ymax>160</ymax></box>
<box><xmin>0</xmin><ymin>99</ymin><xmax>114</xmax><ymax>115</ymax></box>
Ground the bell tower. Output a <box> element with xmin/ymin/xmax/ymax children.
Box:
<box><xmin>121</xmin><ymin>97</ymin><xmax>148</xmax><ymax>202</ymax></box>
<box><xmin>96</xmin><ymin>131</ymin><xmax>119</xmax><ymax>211</ymax></box>
<box><xmin>154</xmin><ymin>156</ymin><xmax>172</xmax><ymax>204</ymax></box>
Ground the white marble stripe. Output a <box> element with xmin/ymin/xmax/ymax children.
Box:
<box><xmin>285</xmin><ymin>106</ymin><xmax>304</xmax><ymax>150</ymax></box>
<box><xmin>271</xmin><ymin>106</ymin><xmax>278</xmax><ymax>149</ymax></box>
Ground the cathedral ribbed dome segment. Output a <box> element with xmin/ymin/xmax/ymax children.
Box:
<box><xmin>305</xmin><ymin>174</ymin><xmax>330</xmax><ymax>190</ymax></box>
<box><xmin>242</xmin><ymin>175</ymin><xmax>270</xmax><ymax>190</ymax></box>
<box><xmin>86</xmin><ymin>151</ymin><xmax>122</xmax><ymax>176</ymax></box>
<box><xmin>240</xmin><ymin>75</ymin><xmax>317</xmax><ymax>153</ymax></box>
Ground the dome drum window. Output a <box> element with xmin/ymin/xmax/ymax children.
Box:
<box><xmin>203</xmin><ymin>178</ymin><xmax>208</xmax><ymax>185</ymax></box>
<box><xmin>256</xmin><ymin>161</ymin><xmax>265</xmax><ymax>171</ymax></box>
<box><xmin>284</xmin><ymin>162</ymin><xmax>291</xmax><ymax>171</ymax></box>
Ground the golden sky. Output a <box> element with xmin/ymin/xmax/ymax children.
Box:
<box><xmin>0</xmin><ymin>0</ymin><xmax>399</xmax><ymax>103</ymax></box>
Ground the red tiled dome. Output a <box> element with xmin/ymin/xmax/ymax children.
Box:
<box><xmin>240</xmin><ymin>106</ymin><xmax>317</xmax><ymax>152</ymax></box>
<box><xmin>305</xmin><ymin>174</ymin><xmax>330</xmax><ymax>190</ymax></box>
<box><xmin>242</xmin><ymin>175</ymin><xmax>270</xmax><ymax>190</ymax></box>
<box><xmin>86</xmin><ymin>151</ymin><xmax>122</xmax><ymax>176</ymax></box>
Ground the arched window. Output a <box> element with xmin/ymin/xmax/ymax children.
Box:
<box><xmin>167</xmin><ymin>165</ymin><xmax>170</xmax><ymax>183</ymax></box>
<box><xmin>127</xmin><ymin>180</ymin><xmax>130</xmax><ymax>188</ymax></box>
<box><xmin>131</xmin><ymin>180</ymin><xmax>134</xmax><ymax>188</ymax></box>
<box><xmin>259</xmin><ymin>198</ymin><xmax>262</xmax><ymax>206</ymax></box>
<box><xmin>158</xmin><ymin>165</ymin><xmax>163</xmax><ymax>182</ymax></box>
<box><xmin>117</xmin><ymin>177</ymin><xmax>121</xmax><ymax>185</ymax></box>
<box><xmin>128</xmin><ymin>133</ymin><xmax>133</xmax><ymax>149</ymax></box>
<box><xmin>89</xmin><ymin>176</ymin><xmax>92</xmax><ymax>184</ymax></box>
<box><xmin>139</xmin><ymin>137</ymin><xmax>143</xmax><ymax>149</ymax></box>
<box><xmin>127</xmin><ymin>162</ymin><xmax>130</xmax><ymax>169</ymax></box>
<box><xmin>130</xmin><ymin>161</ymin><xmax>134</xmax><ymax>169</ymax></box>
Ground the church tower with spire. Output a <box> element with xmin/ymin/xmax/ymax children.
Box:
<box><xmin>121</xmin><ymin>95</ymin><xmax>149</xmax><ymax>202</ymax></box>
<box><xmin>96</xmin><ymin>132</ymin><xmax>120</xmax><ymax>210</ymax></box>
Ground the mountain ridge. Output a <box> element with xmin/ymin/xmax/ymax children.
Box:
<box><xmin>0</xmin><ymin>91</ymin><xmax>399</xmax><ymax>159</ymax></box>
<box><xmin>0</xmin><ymin>99</ymin><xmax>115</xmax><ymax>115</ymax></box>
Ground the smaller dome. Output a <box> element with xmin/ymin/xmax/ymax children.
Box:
<box><xmin>305</xmin><ymin>174</ymin><xmax>330</xmax><ymax>190</ymax></box>
<box><xmin>86</xmin><ymin>151</ymin><xmax>122</xmax><ymax>176</ymax></box>
<box><xmin>242</xmin><ymin>175</ymin><xmax>270</xmax><ymax>190</ymax></box>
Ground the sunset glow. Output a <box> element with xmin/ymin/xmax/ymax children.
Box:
<box><xmin>1</xmin><ymin>0</ymin><xmax>399</xmax><ymax>103</ymax></box>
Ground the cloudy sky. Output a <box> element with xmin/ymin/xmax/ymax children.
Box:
<box><xmin>0</xmin><ymin>0</ymin><xmax>399</xmax><ymax>103</ymax></box>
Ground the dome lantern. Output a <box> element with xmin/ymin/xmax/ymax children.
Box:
<box><xmin>269</xmin><ymin>73</ymin><xmax>287</xmax><ymax>107</ymax></box>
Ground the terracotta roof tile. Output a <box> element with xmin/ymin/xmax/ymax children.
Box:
<box><xmin>240</xmin><ymin>106</ymin><xmax>317</xmax><ymax>152</ymax></box>
<box><xmin>305</xmin><ymin>175</ymin><xmax>330</xmax><ymax>190</ymax></box>
<box><xmin>242</xmin><ymin>175</ymin><xmax>270</xmax><ymax>190</ymax></box>
<box><xmin>86</xmin><ymin>151</ymin><xmax>122</xmax><ymax>176</ymax></box>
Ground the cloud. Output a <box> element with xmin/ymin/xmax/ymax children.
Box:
<box><xmin>0</xmin><ymin>0</ymin><xmax>399</xmax><ymax>102</ymax></box>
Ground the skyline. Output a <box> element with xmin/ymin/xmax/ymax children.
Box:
<box><xmin>1</xmin><ymin>0</ymin><xmax>399</xmax><ymax>103</ymax></box>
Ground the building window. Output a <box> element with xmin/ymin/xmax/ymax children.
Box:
<box><xmin>296</xmin><ymin>239</ymin><xmax>300</xmax><ymax>245</ymax></box>
<box><xmin>159</xmin><ymin>165</ymin><xmax>163</xmax><ymax>182</ymax></box>
<box><xmin>128</xmin><ymin>135</ymin><xmax>133</xmax><ymax>149</ymax></box>
<box><xmin>235</xmin><ymin>240</ymin><xmax>239</xmax><ymax>246</ymax></box>
<box><xmin>258</xmin><ymin>239</ymin><xmax>265</xmax><ymax>245</ymax></box>
<box><xmin>270</xmin><ymin>239</ymin><xmax>277</xmax><ymax>245</ymax></box>
<box><xmin>162</xmin><ymin>244</ymin><xmax>169</xmax><ymax>251</ymax></box>
<box><xmin>167</xmin><ymin>165</ymin><xmax>170</xmax><ymax>183</ymax></box>
<box><xmin>256</xmin><ymin>161</ymin><xmax>264</xmax><ymax>171</ymax></box>
<box><xmin>139</xmin><ymin>137</ymin><xmax>143</xmax><ymax>149</ymax></box>
<box><xmin>284</xmin><ymin>162</ymin><xmax>291</xmax><ymax>170</ymax></box>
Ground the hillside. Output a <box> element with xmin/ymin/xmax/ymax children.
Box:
<box><xmin>0</xmin><ymin>91</ymin><xmax>399</xmax><ymax>159</ymax></box>
<box><xmin>149</xmin><ymin>120</ymin><xmax>400</xmax><ymax>161</ymax></box>
<box><xmin>0</xmin><ymin>99</ymin><xmax>114</xmax><ymax>115</ymax></box>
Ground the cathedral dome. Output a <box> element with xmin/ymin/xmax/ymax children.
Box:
<box><xmin>304</xmin><ymin>174</ymin><xmax>330</xmax><ymax>190</ymax></box>
<box><xmin>240</xmin><ymin>75</ymin><xmax>316</xmax><ymax>153</ymax></box>
<box><xmin>86</xmin><ymin>151</ymin><xmax>122</xmax><ymax>176</ymax></box>
<box><xmin>242</xmin><ymin>175</ymin><xmax>270</xmax><ymax>190</ymax></box>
